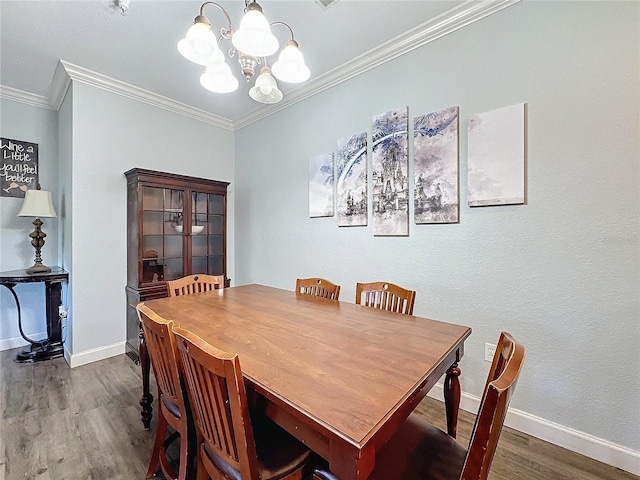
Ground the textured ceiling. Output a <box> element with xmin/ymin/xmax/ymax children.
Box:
<box><xmin>1</xmin><ymin>1</ymin><xmax>468</xmax><ymax>123</ymax></box>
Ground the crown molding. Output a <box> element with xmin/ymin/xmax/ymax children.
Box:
<box><xmin>233</xmin><ymin>0</ymin><xmax>521</xmax><ymax>129</ymax></box>
<box><xmin>57</xmin><ymin>61</ymin><xmax>234</xmax><ymax>131</ymax></box>
<box><xmin>50</xmin><ymin>61</ymin><xmax>73</xmax><ymax>111</ymax></box>
<box><xmin>0</xmin><ymin>85</ymin><xmax>55</xmax><ymax>111</ymax></box>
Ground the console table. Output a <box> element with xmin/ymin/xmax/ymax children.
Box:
<box><xmin>0</xmin><ymin>267</ymin><xmax>68</xmax><ymax>362</ymax></box>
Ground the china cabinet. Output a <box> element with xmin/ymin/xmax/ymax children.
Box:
<box><xmin>124</xmin><ymin>168</ymin><xmax>229</xmax><ymax>362</ymax></box>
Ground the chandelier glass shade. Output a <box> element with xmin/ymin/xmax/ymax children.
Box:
<box><xmin>271</xmin><ymin>40</ymin><xmax>311</xmax><ymax>83</ymax></box>
<box><xmin>200</xmin><ymin>61</ymin><xmax>240</xmax><ymax>93</ymax></box>
<box><xmin>177</xmin><ymin>19</ymin><xmax>225</xmax><ymax>66</ymax></box>
<box><xmin>248</xmin><ymin>66</ymin><xmax>283</xmax><ymax>104</ymax></box>
<box><xmin>177</xmin><ymin>1</ymin><xmax>310</xmax><ymax>104</ymax></box>
<box><xmin>231</xmin><ymin>4</ymin><xmax>279</xmax><ymax>58</ymax></box>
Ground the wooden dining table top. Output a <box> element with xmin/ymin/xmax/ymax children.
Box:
<box><xmin>141</xmin><ymin>284</ymin><xmax>472</xmax><ymax>479</ymax></box>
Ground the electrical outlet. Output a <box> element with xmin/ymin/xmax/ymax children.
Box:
<box><xmin>485</xmin><ymin>343</ymin><xmax>496</xmax><ymax>362</ymax></box>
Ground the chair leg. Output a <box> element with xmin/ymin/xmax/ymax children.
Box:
<box><xmin>146</xmin><ymin>412</ymin><xmax>168</xmax><ymax>478</ymax></box>
<box><xmin>196</xmin><ymin>447</ymin><xmax>209</xmax><ymax>480</ymax></box>
<box><xmin>178</xmin><ymin>428</ymin><xmax>193</xmax><ymax>480</ymax></box>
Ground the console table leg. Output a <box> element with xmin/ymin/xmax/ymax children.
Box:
<box><xmin>444</xmin><ymin>361</ymin><xmax>461</xmax><ymax>438</ymax></box>
<box><xmin>139</xmin><ymin>329</ymin><xmax>153</xmax><ymax>430</ymax></box>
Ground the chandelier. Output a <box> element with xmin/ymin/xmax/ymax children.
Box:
<box><xmin>177</xmin><ymin>1</ymin><xmax>311</xmax><ymax>104</ymax></box>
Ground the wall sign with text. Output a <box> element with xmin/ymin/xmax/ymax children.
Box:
<box><xmin>1</xmin><ymin>137</ymin><xmax>39</xmax><ymax>198</ymax></box>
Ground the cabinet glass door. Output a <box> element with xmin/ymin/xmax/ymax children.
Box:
<box><xmin>141</xmin><ymin>186</ymin><xmax>183</xmax><ymax>284</ymax></box>
<box><xmin>191</xmin><ymin>191</ymin><xmax>225</xmax><ymax>276</ymax></box>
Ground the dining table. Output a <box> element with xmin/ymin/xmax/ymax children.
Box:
<box><xmin>137</xmin><ymin>284</ymin><xmax>472</xmax><ymax>480</ymax></box>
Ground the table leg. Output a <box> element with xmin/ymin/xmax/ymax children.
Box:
<box><xmin>139</xmin><ymin>328</ymin><xmax>153</xmax><ymax>430</ymax></box>
<box><xmin>44</xmin><ymin>280</ymin><xmax>64</xmax><ymax>343</ymax></box>
<box><xmin>1</xmin><ymin>281</ymin><xmax>64</xmax><ymax>362</ymax></box>
<box><xmin>444</xmin><ymin>361</ymin><xmax>461</xmax><ymax>438</ymax></box>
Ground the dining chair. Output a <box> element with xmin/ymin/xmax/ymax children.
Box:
<box><xmin>172</xmin><ymin>325</ymin><xmax>314</xmax><ymax>480</ymax></box>
<box><xmin>313</xmin><ymin>332</ymin><xmax>525</xmax><ymax>480</ymax></box>
<box><xmin>137</xmin><ymin>303</ymin><xmax>196</xmax><ymax>480</ymax></box>
<box><xmin>295</xmin><ymin>277</ymin><xmax>341</xmax><ymax>300</ymax></box>
<box><xmin>355</xmin><ymin>281</ymin><xmax>416</xmax><ymax>315</ymax></box>
<box><xmin>167</xmin><ymin>274</ymin><xmax>224</xmax><ymax>297</ymax></box>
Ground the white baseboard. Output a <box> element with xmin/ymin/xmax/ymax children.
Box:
<box><xmin>427</xmin><ymin>384</ymin><xmax>640</xmax><ymax>476</ymax></box>
<box><xmin>0</xmin><ymin>332</ymin><xmax>46</xmax><ymax>351</ymax></box>
<box><xmin>67</xmin><ymin>341</ymin><xmax>126</xmax><ymax>368</ymax></box>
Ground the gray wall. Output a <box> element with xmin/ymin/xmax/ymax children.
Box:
<box><xmin>234</xmin><ymin>1</ymin><xmax>639</xmax><ymax>451</ymax></box>
<box><xmin>65</xmin><ymin>82</ymin><xmax>235</xmax><ymax>358</ymax></box>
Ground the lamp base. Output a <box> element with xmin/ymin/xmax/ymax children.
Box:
<box><xmin>26</xmin><ymin>263</ymin><xmax>52</xmax><ymax>275</ymax></box>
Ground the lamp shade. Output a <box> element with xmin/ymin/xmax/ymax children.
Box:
<box><xmin>272</xmin><ymin>40</ymin><xmax>310</xmax><ymax>83</ymax></box>
<box><xmin>200</xmin><ymin>61</ymin><xmax>240</xmax><ymax>93</ymax></box>
<box><xmin>178</xmin><ymin>19</ymin><xmax>225</xmax><ymax>66</ymax></box>
<box><xmin>18</xmin><ymin>189</ymin><xmax>57</xmax><ymax>218</ymax></box>
<box><xmin>249</xmin><ymin>67</ymin><xmax>283</xmax><ymax>104</ymax></box>
<box><xmin>231</xmin><ymin>3</ymin><xmax>279</xmax><ymax>57</ymax></box>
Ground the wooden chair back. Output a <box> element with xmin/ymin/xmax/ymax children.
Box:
<box><xmin>137</xmin><ymin>304</ymin><xmax>185</xmax><ymax>417</ymax></box>
<box><xmin>296</xmin><ymin>277</ymin><xmax>341</xmax><ymax>300</ymax></box>
<box><xmin>355</xmin><ymin>281</ymin><xmax>416</xmax><ymax>315</ymax></box>
<box><xmin>172</xmin><ymin>325</ymin><xmax>260</xmax><ymax>480</ymax></box>
<box><xmin>167</xmin><ymin>274</ymin><xmax>224</xmax><ymax>297</ymax></box>
<box><xmin>461</xmin><ymin>332</ymin><xmax>526</xmax><ymax>480</ymax></box>
<box><xmin>137</xmin><ymin>303</ymin><xmax>195</xmax><ymax>480</ymax></box>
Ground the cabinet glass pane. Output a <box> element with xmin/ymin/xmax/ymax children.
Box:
<box><xmin>191</xmin><ymin>214</ymin><xmax>207</xmax><ymax>229</ymax></box>
<box><xmin>193</xmin><ymin>192</ymin><xmax>208</xmax><ymax>214</ymax></box>
<box><xmin>143</xmin><ymin>212</ymin><xmax>163</xmax><ymax>235</ymax></box>
<box><xmin>165</xmin><ymin>189</ymin><xmax>184</xmax><ymax>211</ymax></box>
<box><xmin>142</xmin><ymin>259</ymin><xmax>165</xmax><ymax>284</ymax></box>
<box><xmin>143</xmin><ymin>186</ymin><xmax>164</xmax><ymax>210</ymax></box>
<box><xmin>164</xmin><ymin>235</ymin><xmax>182</xmax><ymax>258</ymax></box>
<box><xmin>208</xmin><ymin>256</ymin><xmax>224</xmax><ymax>276</ymax></box>
<box><xmin>208</xmin><ymin>235</ymin><xmax>223</xmax><ymax>256</ymax></box>
<box><xmin>209</xmin><ymin>195</ymin><xmax>224</xmax><ymax>215</ymax></box>
<box><xmin>142</xmin><ymin>236</ymin><xmax>163</xmax><ymax>258</ymax></box>
<box><xmin>165</xmin><ymin>212</ymin><xmax>184</xmax><ymax>234</ymax></box>
<box><xmin>192</xmin><ymin>235</ymin><xmax>207</xmax><ymax>257</ymax></box>
<box><xmin>164</xmin><ymin>258</ymin><xmax>183</xmax><ymax>281</ymax></box>
<box><xmin>208</xmin><ymin>215</ymin><xmax>223</xmax><ymax>235</ymax></box>
<box><xmin>192</xmin><ymin>256</ymin><xmax>207</xmax><ymax>274</ymax></box>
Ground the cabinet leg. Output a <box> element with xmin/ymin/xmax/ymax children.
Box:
<box><xmin>139</xmin><ymin>328</ymin><xmax>153</xmax><ymax>430</ymax></box>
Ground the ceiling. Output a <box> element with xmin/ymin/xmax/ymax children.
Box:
<box><xmin>1</xmin><ymin>1</ymin><xmax>505</xmax><ymax>127</ymax></box>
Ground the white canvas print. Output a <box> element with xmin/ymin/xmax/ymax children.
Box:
<box><xmin>467</xmin><ymin>103</ymin><xmax>525</xmax><ymax>206</ymax></box>
<box><xmin>309</xmin><ymin>152</ymin><xmax>334</xmax><ymax>217</ymax></box>
<box><xmin>372</xmin><ymin>107</ymin><xmax>409</xmax><ymax>236</ymax></box>
<box><xmin>336</xmin><ymin>132</ymin><xmax>367</xmax><ymax>227</ymax></box>
<box><xmin>414</xmin><ymin>106</ymin><xmax>459</xmax><ymax>224</ymax></box>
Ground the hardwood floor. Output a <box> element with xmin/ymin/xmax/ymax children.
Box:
<box><xmin>0</xmin><ymin>348</ymin><xmax>636</xmax><ymax>480</ymax></box>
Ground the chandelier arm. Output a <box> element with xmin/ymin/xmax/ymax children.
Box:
<box><xmin>270</xmin><ymin>21</ymin><xmax>295</xmax><ymax>42</ymax></box>
<box><xmin>199</xmin><ymin>1</ymin><xmax>234</xmax><ymax>39</ymax></box>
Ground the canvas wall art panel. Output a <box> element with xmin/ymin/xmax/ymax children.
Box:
<box><xmin>413</xmin><ymin>106</ymin><xmax>459</xmax><ymax>224</ymax></box>
<box><xmin>467</xmin><ymin>103</ymin><xmax>525</xmax><ymax>206</ymax></box>
<box><xmin>371</xmin><ymin>107</ymin><xmax>409</xmax><ymax>236</ymax></box>
<box><xmin>309</xmin><ymin>152</ymin><xmax>335</xmax><ymax>218</ymax></box>
<box><xmin>336</xmin><ymin>132</ymin><xmax>368</xmax><ymax>227</ymax></box>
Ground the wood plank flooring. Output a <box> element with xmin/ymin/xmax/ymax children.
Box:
<box><xmin>1</xmin><ymin>348</ymin><xmax>636</xmax><ymax>480</ymax></box>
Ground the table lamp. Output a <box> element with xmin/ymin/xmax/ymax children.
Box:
<box><xmin>17</xmin><ymin>184</ymin><xmax>57</xmax><ymax>274</ymax></box>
